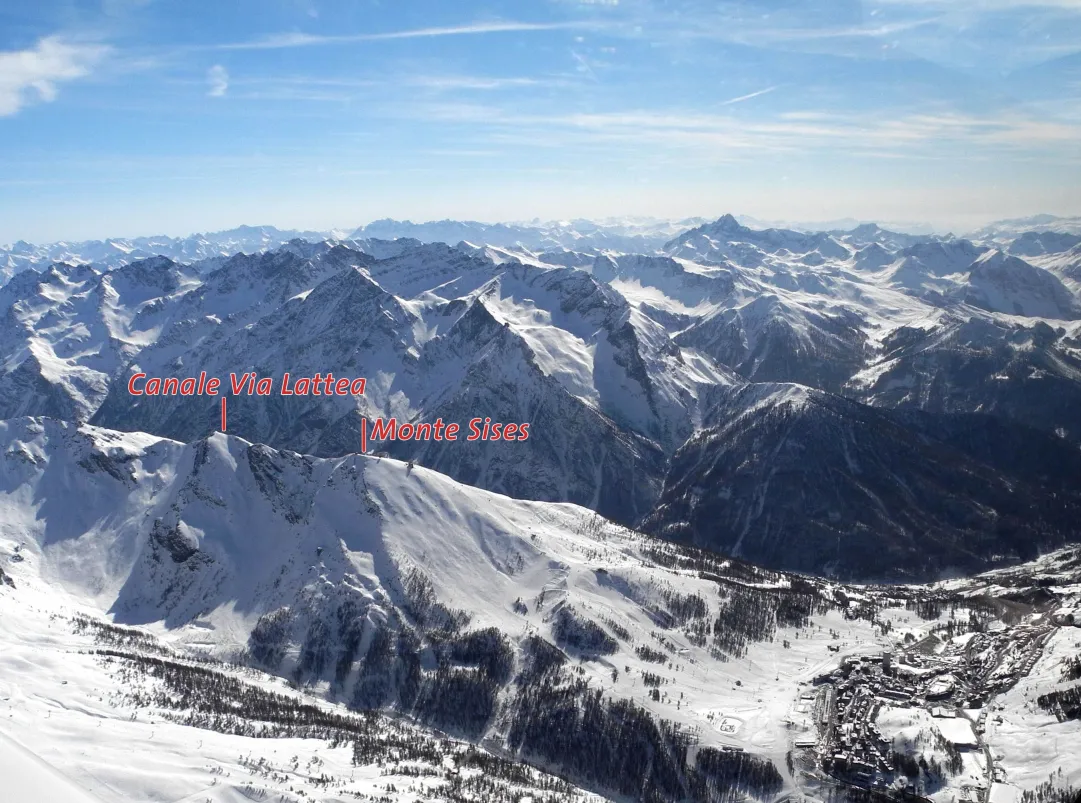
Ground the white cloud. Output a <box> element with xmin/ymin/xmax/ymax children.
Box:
<box><xmin>0</xmin><ymin>36</ymin><xmax>109</xmax><ymax>116</ymax></box>
<box><xmin>720</xmin><ymin>86</ymin><xmax>778</xmax><ymax>106</ymax></box>
<box><xmin>217</xmin><ymin>21</ymin><xmax>584</xmax><ymax>50</ymax></box>
<box><xmin>407</xmin><ymin>75</ymin><xmax>544</xmax><ymax>90</ymax></box>
<box><xmin>207</xmin><ymin>64</ymin><xmax>229</xmax><ymax>97</ymax></box>
<box><xmin>570</xmin><ymin>50</ymin><xmax>599</xmax><ymax>79</ymax></box>
<box><xmin>874</xmin><ymin>0</ymin><xmax>1081</xmax><ymax>8</ymax></box>
<box><xmin>401</xmin><ymin>101</ymin><xmax>1081</xmax><ymax>162</ymax></box>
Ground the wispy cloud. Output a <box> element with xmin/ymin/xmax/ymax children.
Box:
<box><xmin>400</xmin><ymin>101</ymin><xmax>1081</xmax><ymax>162</ymax></box>
<box><xmin>187</xmin><ymin>72</ymin><xmax>557</xmax><ymax>104</ymax></box>
<box><xmin>874</xmin><ymin>0</ymin><xmax>1081</xmax><ymax>9</ymax></box>
<box><xmin>562</xmin><ymin>2</ymin><xmax>942</xmax><ymax>48</ymax></box>
<box><xmin>564</xmin><ymin>109</ymin><xmax>1081</xmax><ymax>154</ymax></box>
<box><xmin>720</xmin><ymin>86</ymin><xmax>778</xmax><ymax>106</ymax></box>
<box><xmin>710</xmin><ymin>17</ymin><xmax>942</xmax><ymax>46</ymax></box>
<box><xmin>206</xmin><ymin>64</ymin><xmax>228</xmax><ymax>97</ymax></box>
<box><xmin>215</xmin><ymin>21</ymin><xmax>584</xmax><ymax>51</ymax></box>
<box><xmin>601</xmin><ymin>0</ymin><xmax>1081</xmax><ymax>70</ymax></box>
<box><xmin>570</xmin><ymin>50</ymin><xmax>600</xmax><ymax>80</ymax></box>
<box><xmin>406</xmin><ymin>75</ymin><xmax>547</xmax><ymax>91</ymax></box>
<box><xmin>0</xmin><ymin>36</ymin><xmax>109</xmax><ymax>116</ymax></box>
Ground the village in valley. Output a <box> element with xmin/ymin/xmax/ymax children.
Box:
<box><xmin>788</xmin><ymin>578</ymin><xmax>1081</xmax><ymax>803</ymax></box>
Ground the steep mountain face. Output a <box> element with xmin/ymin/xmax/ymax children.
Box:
<box><xmin>177</xmin><ymin>242</ymin><xmax>366</xmax><ymax>321</ymax></box>
<box><xmin>93</xmin><ymin>264</ymin><xmax>416</xmax><ymax>452</ymax></box>
<box><xmin>593</xmin><ymin>253</ymin><xmax>739</xmax><ymax>309</ymax></box>
<box><xmin>0</xmin><ymin>352</ymin><xmax>90</xmax><ymax>422</ymax></box>
<box><xmin>466</xmin><ymin>263</ymin><xmax>727</xmax><ymax>451</ymax></box>
<box><xmin>363</xmin><ymin>241</ymin><xmax>502</xmax><ymax>299</ymax></box>
<box><xmin>0</xmin><ymin>246</ymin><xmax>366</xmax><ymax>432</ymax></box>
<box><xmin>119</xmin><ymin>245</ymin><xmax>373</xmax><ymax>385</ymax></box>
<box><xmin>894</xmin><ymin>240</ymin><xmax>988</xmax><ymax>277</ymax></box>
<box><xmin>537</xmin><ymin>248</ymin><xmax>598</xmax><ymax>269</ymax></box>
<box><xmin>1008</xmin><ymin>231</ymin><xmax>1081</xmax><ymax>257</ymax></box>
<box><xmin>874</xmin><ymin>239</ymin><xmax>1081</xmax><ymax>320</ymax></box>
<box><xmin>642</xmin><ymin>384</ymin><xmax>1081</xmax><ymax>581</ymax></box>
<box><xmin>92</xmin><ymin>267</ymin><xmax>672</xmax><ymax>521</ymax></box>
<box><xmin>99</xmin><ymin>255</ymin><xmax>199</xmax><ymax>308</ymax></box>
<box><xmin>871</xmin><ymin>239</ymin><xmax>1081</xmax><ymax>321</ymax></box>
<box><xmin>879</xmin><ymin>239</ymin><xmax>990</xmax><ymax>305</ymax></box>
<box><xmin>1035</xmin><ymin>243</ymin><xmax>1081</xmax><ymax>284</ymax></box>
<box><xmin>957</xmin><ymin>250</ymin><xmax>1081</xmax><ymax>319</ymax></box>
<box><xmin>386</xmin><ymin>299</ymin><xmax>668</xmax><ymax>522</ymax></box>
<box><xmin>0</xmin><ymin>259</ymin><xmax>201</xmax><ymax>422</ymax></box>
<box><xmin>674</xmin><ymin>295</ymin><xmax>870</xmax><ymax>393</ymax></box>
<box><xmin>851</xmin><ymin>242</ymin><xmax>897</xmax><ymax>270</ymax></box>
<box><xmin>851</xmin><ymin>317</ymin><xmax>1081</xmax><ymax>442</ymax></box>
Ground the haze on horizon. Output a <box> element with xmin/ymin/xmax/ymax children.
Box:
<box><xmin>1</xmin><ymin>0</ymin><xmax>1080</xmax><ymax>243</ymax></box>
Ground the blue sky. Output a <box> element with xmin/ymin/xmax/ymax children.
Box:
<box><xmin>1</xmin><ymin>0</ymin><xmax>1080</xmax><ymax>241</ymax></box>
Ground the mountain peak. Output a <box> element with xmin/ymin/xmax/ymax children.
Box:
<box><xmin>127</xmin><ymin>254</ymin><xmax>178</xmax><ymax>271</ymax></box>
<box><xmin>973</xmin><ymin>247</ymin><xmax>1006</xmax><ymax>265</ymax></box>
<box><xmin>713</xmin><ymin>213</ymin><xmax>742</xmax><ymax>231</ymax></box>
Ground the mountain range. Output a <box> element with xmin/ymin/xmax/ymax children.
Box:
<box><xmin>2</xmin><ymin>214</ymin><xmax>1081</xmax><ymax>580</ymax></box>
<box><xmin>3</xmin><ymin>210</ymin><xmax>1081</xmax><ymax>803</ymax></box>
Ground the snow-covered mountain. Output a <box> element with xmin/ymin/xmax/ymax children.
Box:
<box><xmin>1007</xmin><ymin>230</ymin><xmax>1081</xmax><ymax>258</ymax></box>
<box><xmin>673</xmin><ymin>295</ymin><xmax>870</xmax><ymax>393</ymax></box>
<box><xmin>0</xmin><ymin>225</ymin><xmax>341</xmax><ymax>281</ymax></box>
<box><xmin>1</xmin><ymin>418</ymin><xmax>1079</xmax><ymax>802</ymax></box>
<box><xmin>0</xmin><ymin>418</ymin><xmax>823</xmax><ymax>801</ymax></box>
<box><xmin>83</xmin><ymin>244</ymin><xmax>725</xmax><ymax>522</ymax></box>
<box><xmin>0</xmin><ymin>218</ymin><xmax>707</xmax><ymax>284</ymax></box>
<box><xmin>643</xmin><ymin>382</ymin><xmax>1081</xmax><ymax>580</ymax></box>
<box><xmin>351</xmin><ymin>216</ymin><xmax>705</xmax><ymax>253</ymax></box>
<box><xmin>829</xmin><ymin>222</ymin><xmax>939</xmax><ymax>251</ymax></box>
<box><xmin>967</xmin><ymin>213</ymin><xmax>1081</xmax><ymax>240</ymax></box>
<box><xmin>956</xmin><ymin>250</ymin><xmax>1081</xmax><ymax>319</ymax></box>
<box><xmin>849</xmin><ymin>317</ymin><xmax>1081</xmax><ymax>441</ymax></box>
<box><xmin>664</xmin><ymin>214</ymin><xmax>851</xmax><ymax>267</ymax></box>
<box><xmin>0</xmin><ymin>259</ymin><xmax>201</xmax><ymax>422</ymax></box>
<box><xmin>4</xmin><ymin>209</ymin><xmax>1081</xmax><ymax>803</ymax></box>
<box><xmin>1</xmin><ymin>214</ymin><xmax>1080</xmax><ymax>576</ymax></box>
